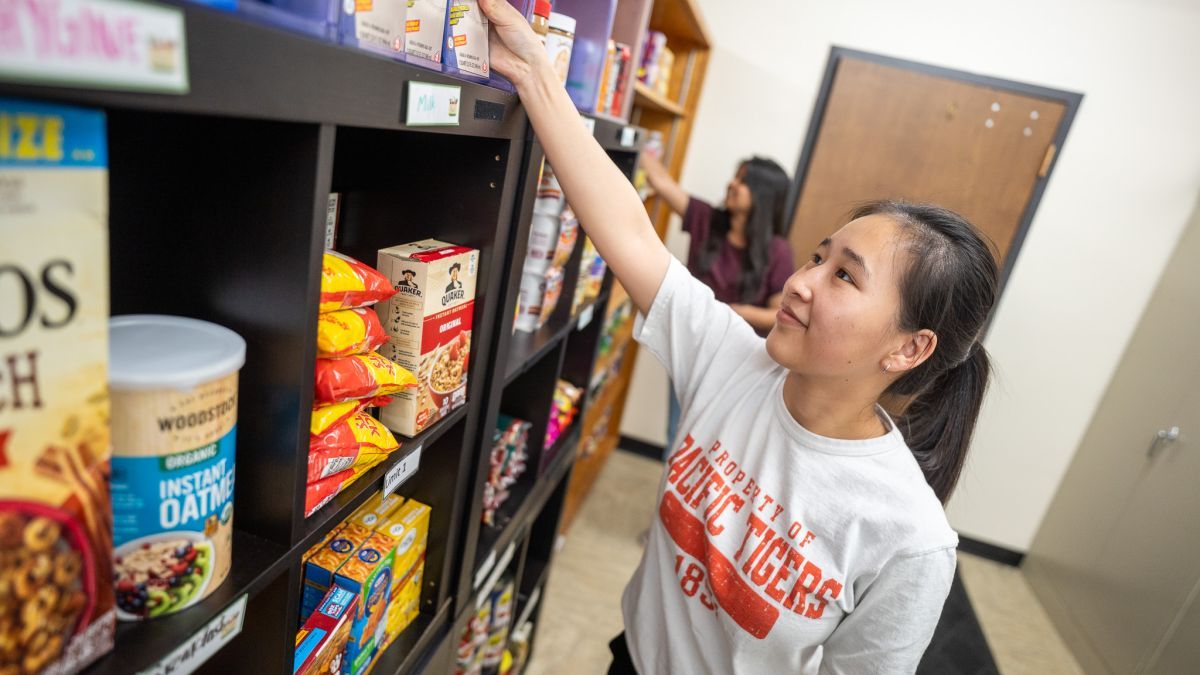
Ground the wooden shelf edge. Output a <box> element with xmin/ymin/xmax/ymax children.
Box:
<box><xmin>633</xmin><ymin>81</ymin><xmax>686</xmax><ymax>117</ymax></box>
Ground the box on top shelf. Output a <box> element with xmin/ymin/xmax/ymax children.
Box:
<box><xmin>376</xmin><ymin>240</ymin><xmax>479</xmax><ymax>437</ymax></box>
<box><xmin>229</xmin><ymin>0</ymin><xmax>341</xmax><ymax>40</ymax></box>
<box><xmin>301</xmin><ymin>493</ymin><xmax>404</xmax><ymax>621</ymax></box>
<box><xmin>443</xmin><ymin>1</ymin><xmax>490</xmax><ymax>81</ymax></box>
<box><xmin>339</xmin><ymin>0</ymin><xmax>407</xmax><ymax>59</ymax></box>
<box><xmin>404</xmin><ymin>0</ymin><xmax>447</xmax><ymax>69</ymax></box>
<box><xmin>0</xmin><ymin>97</ymin><xmax>115</xmax><ymax>674</ymax></box>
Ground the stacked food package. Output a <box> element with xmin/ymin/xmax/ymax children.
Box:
<box><xmin>594</xmin><ymin>39</ymin><xmax>634</xmax><ymax>118</ymax></box>
<box><xmin>308</xmin><ymin>253</ymin><xmax>414</xmax><ymax>517</ymax></box>
<box><xmin>296</xmin><ymin>491</ymin><xmax>431</xmax><ymax>675</ymax></box>
<box><xmin>454</xmin><ymin>578</ymin><xmax>514</xmax><ymax>675</ymax></box>
<box><xmin>515</xmin><ymin>163</ymin><xmax>578</xmax><ymax>332</ymax></box>
<box><xmin>637</xmin><ymin>30</ymin><xmax>674</xmax><ymax>97</ymax></box>
<box><xmin>569</xmin><ymin>236</ymin><xmax>608</xmax><ymax>315</ymax></box>
<box><xmin>544</xmin><ymin>380</ymin><xmax>584</xmax><ymax>449</ymax></box>
<box><xmin>482</xmin><ymin>417</ymin><xmax>531</xmax><ymax>526</ymax></box>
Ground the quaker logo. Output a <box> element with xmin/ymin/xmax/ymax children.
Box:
<box><xmin>330</xmin><ymin>538</ymin><xmax>353</xmax><ymax>553</ymax></box>
<box><xmin>395</xmin><ymin>269</ymin><xmax>421</xmax><ymax>297</ymax></box>
<box><xmin>442</xmin><ymin>262</ymin><xmax>465</xmax><ymax>306</ymax></box>
<box><xmin>357</xmin><ymin>548</ymin><xmax>382</xmax><ymax>564</ymax></box>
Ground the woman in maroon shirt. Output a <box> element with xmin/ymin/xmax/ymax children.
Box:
<box><xmin>641</xmin><ymin>153</ymin><xmax>795</xmax><ymax>449</ymax></box>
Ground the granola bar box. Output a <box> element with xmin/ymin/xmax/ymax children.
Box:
<box><xmin>0</xmin><ymin>99</ymin><xmax>115</xmax><ymax>673</ymax></box>
<box><xmin>376</xmin><ymin>240</ymin><xmax>477</xmax><ymax>437</ymax></box>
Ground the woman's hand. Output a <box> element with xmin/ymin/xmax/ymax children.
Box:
<box><xmin>480</xmin><ymin>0</ymin><xmax>551</xmax><ymax>88</ymax></box>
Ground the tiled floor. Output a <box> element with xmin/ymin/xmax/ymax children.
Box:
<box><xmin>527</xmin><ymin>449</ymin><xmax>1085</xmax><ymax>675</ymax></box>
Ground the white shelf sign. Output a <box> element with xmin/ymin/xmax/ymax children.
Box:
<box><xmin>407</xmin><ymin>82</ymin><xmax>461</xmax><ymax>126</ymax></box>
<box><xmin>577</xmin><ymin>304</ymin><xmax>595</xmax><ymax>330</ymax></box>
<box><xmin>620</xmin><ymin>126</ymin><xmax>637</xmax><ymax>148</ymax></box>
<box><xmin>383</xmin><ymin>444</ymin><xmax>421</xmax><ymax>498</ymax></box>
<box><xmin>580</xmin><ymin>115</ymin><xmax>596</xmax><ymax>134</ymax></box>
<box><xmin>140</xmin><ymin>594</ymin><xmax>247</xmax><ymax>675</ymax></box>
<box><xmin>0</xmin><ymin>0</ymin><xmax>189</xmax><ymax>94</ymax></box>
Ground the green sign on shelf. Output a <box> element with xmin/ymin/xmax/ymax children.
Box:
<box><xmin>407</xmin><ymin>82</ymin><xmax>462</xmax><ymax>127</ymax></box>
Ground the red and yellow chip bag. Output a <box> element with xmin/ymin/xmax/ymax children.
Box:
<box><xmin>320</xmin><ymin>251</ymin><xmax>395</xmax><ymax>313</ymax></box>
<box><xmin>310</xmin><ymin>397</ymin><xmax>392</xmax><ymax>436</ymax></box>
<box><xmin>305</xmin><ymin>458</ymin><xmax>387</xmax><ymax>517</ymax></box>
<box><xmin>317</xmin><ymin>308</ymin><xmax>388</xmax><ymax>358</ymax></box>
<box><xmin>308</xmin><ymin>411</ymin><xmax>400</xmax><ymax>483</ymax></box>
<box><xmin>314</xmin><ymin>351</ymin><xmax>418</xmax><ymax>404</ymax></box>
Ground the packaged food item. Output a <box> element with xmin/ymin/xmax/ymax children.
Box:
<box><xmin>336</xmin><ymin>532</ymin><xmax>398</xmax><ymax>675</ymax></box>
<box><xmin>545</xmin><ymin>379</ymin><xmax>584</xmax><ymax>449</ymax></box>
<box><xmin>381</xmin><ymin>562</ymin><xmax>423</xmax><ymax>647</ymax></box>
<box><xmin>529</xmin><ymin>0</ymin><xmax>549</xmax><ymax>43</ymax></box>
<box><xmin>310</xmin><ymin>397</ymin><xmax>393</xmax><ymax>437</ymax></box>
<box><xmin>482</xmin><ymin>581</ymin><xmax>515</xmax><ymax>667</ymax></box>
<box><xmin>108</xmin><ymin>315</ymin><xmax>245</xmax><ymax>621</ymax></box>
<box><xmin>320</xmin><ymin>251</ymin><xmax>396</xmax><ymax>313</ymax></box>
<box><xmin>381</xmin><ymin>499</ymin><xmax>430</xmax><ymax>589</ymax></box>
<box><xmin>404</xmin><ymin>0</ymin><xmax>447</xmax><ymax>66</ymax></box>
<box><xmin>317</xmin><ymin>307</ymin><xmax>389</xmax><ymax>358</ymax></box>
<box><xmin>514</xmin><ymin>271</ymin><xmax>547</xmax><ymax>333</ymax></box>
<box><xmin>595</xmin><ymin>39</ymin><xmax>617</xmax><ymax>114</ymax></box>
<box><xmin>483</xmin><ymin>417</ymin><xmax>530</xmax><ymax>525</ymax></box>
<box><xmin>340</xmin><ymin>0</ymin><xmax>406</xmax><ymax>58</ymax></box>
<box><xmin>308</xmin><ymin>411</ymin><xmax>401</xmax><ymax>483</ymax></box>
<box><xmin>544</xmin><ymin>12</ymin><xmax>575</xmax><ymax>86</ymax></box>
<box><xmin>533</xmin><ymin>160</ymin><xmax>564</xmax><ymax>214</ymax></box>
<box><xmin>525</xmin><ymin>211</ymin><xmax>560</xmax><ymax>276</ymax></box>
<box><xmin>536</xmin><ymin>266</ymin><xmax>564</xmax><ymax>326</ymax></box>
<box><xmin>0</xmin><ymin>98</ymin><xmax>115</xmax><ymax>672</ymax></box>
<box><xmin>551</xmin><ymin>207</ymin><xmax>579</xmax><ymax>268</ymax></box>
<box><xmin>301</xmin><ymin>494</ymin><xmax>403</xmax><ymax>620</ymax></box>
<box><xmin>314</xmin><ymin>351</ymin><xmax>418</xmax><ymax>404</ymax></box>
<box><xmin>609</xmin><ymin>42</ymin><xmax>633</xmax><ymax>116</ymax></box>
<box><xmin>294</xmin><ymin>585</ymin><xmax>358</xmax><ymax>675</ymax></box>
<box><xmin>376</xmin><ymin>241</ymin><xmax>478</xmax><ymax>436</ymax></box>
<box><xmin>443</xmin><ymin>0</ymin><xmax>489</xmax><ymax>79</ymax></box>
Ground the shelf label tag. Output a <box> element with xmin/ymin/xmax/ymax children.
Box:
<box><xmin>581</xmin><ymin>115</ymin><xmax>596</xmax><ymax>134</ymax></box>
<box><xmin>474</xmin><ymin>549</ymin><xmax>497</xmax><ymax>590</ymax></box>
<box><xmin>407</xmin><ymin>82</ymin><xmax>461</xmax><ymax>126</ymax></box>
<box><xmin>384</xmin><ymin>444</ymin><xmax>421</xmax><ymax>498</ymax></box>
<box><xmin>140</xmin><ymin>594</ymin><xmax>247</xmax><ymax>675</ymax></box>
<box><xmin>0</xmin><ymin>0</ymin><xmax>189</xmax><ymax>94</ymax></box>
<box><xmin>577</xmin><ymin>304</ymin><xmax>595</xmax><ymax>330</ymax></box>
<box><xmin>620</xmin><ymin>126</ymin><xmax>637</xmax><ymax>148</ymax></box>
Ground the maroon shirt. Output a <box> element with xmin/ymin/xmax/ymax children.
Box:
<box><xmin>683</xmin><ymin>197</ymin><xmax>795</xmax><ymax>306</ymax></box>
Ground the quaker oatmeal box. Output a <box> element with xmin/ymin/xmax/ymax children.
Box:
<box><xmin>0</xmin><ymin>99</ymin><xmax>115</xmax><ymax>672</ymax></box>
<box><xmin>376</xmin><ymin>240</ymin><xmax>477</xmax><ymax>437</ymax></box>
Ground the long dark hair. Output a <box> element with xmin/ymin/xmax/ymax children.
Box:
<box><xmin>851</xmin><ymin>201</ymin><xmax>999</xmax><ymax>505</ymax></box>
<box><xmin>696</xmin><ymin>157</ymin><xmax>791</xmax><ymax>303</ymax></box>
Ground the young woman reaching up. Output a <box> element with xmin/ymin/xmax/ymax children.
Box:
<box><xmin>480</xmin><ymin>1</ymin><xmax>999</xmax><ymax>672</ymax></box>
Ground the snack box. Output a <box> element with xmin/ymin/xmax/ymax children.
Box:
<box><xmin>301</xmin><ymin>494</ymin><xmax>404</xmax><ymax>621</ymax></box>
<box><xmin>376</xmin><ymin>240</ymin><xmax>478</xmax><ymax>437</ymax></box>
<box><xmin>382</xmin><ymin>499</ymin><xmax>431</xmax><ymax>586</ymax></box>
<box><xmin>0</xmin><ymin>98</ymin><xmax>115</xmax><ymax>673</ymax></box>
<box><xmin>404</xmin><ymin>0</ymin><xmax>446</xmax><ymax>70</ymax></box>
<box><xmin>294</xmin><ymin>585</ymin><xmax>359</xmax><ymax>675</ymax></box>
<box><xmin>443</xmin><ymin>0</ymin><xmax>489</xmax><ymax>81</ymax></box>
<box><xmin>335</xmin><ymin>532</ymin><xmax>398</xmax><ymax>675</ymax></box>
<box><xmin>339</xmin><ymin>0</ymin><xmax>406</xmax><ymax>59</ymax></box>
<box><xmin>381</xmin><ymin>562</ymin><xmax>424</xmax><ymax>649</ymax></box>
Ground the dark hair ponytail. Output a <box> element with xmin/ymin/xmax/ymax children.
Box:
<box><xmin>697</xmin><ymin>157</ymin><xmax>791</xmax><ymax>303</ymax></box>
<box><xmin>850</xmin><ymin>201</ymin><xmax>999</xmax><ymax>504</ymax></box>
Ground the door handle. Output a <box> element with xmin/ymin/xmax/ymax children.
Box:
<box><xmin>1147</xmin><ymin>426</ymin><xmax>1181</xmax><ymax>458</ymax></box>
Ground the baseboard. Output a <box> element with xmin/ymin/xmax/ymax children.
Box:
<box><xmin>958</xmin><ymin>535</ymin><xmax>1025</xmax><ymax>567</ymax></box>
<box><xmin>618</xmin><ymin>435</ymin><xmax>665</xmax><ymax>462</ymax></box>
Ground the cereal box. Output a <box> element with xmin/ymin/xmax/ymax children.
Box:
<box><xmin>301</xmin><ymin>493</ymin><xmax>404</xmax><ymax>621</ymax></box>
<box><xmin>443</xmin><ymin>1</ymin><xmax>489</xmax><ymax>79</ymax></box>
<box><xmin>335</xmin><ymin>532</ymin><xmax>398</xmax><ymax>675</ymax></box>
<box><xmin>382</xmin><ymin>560</ymin><xmax>424</xmax><ymax>648</ymax></box>
<box><xmin>0</xmin><ymin>99</ymin><xmax>115</xmax><ymax>672</ymax></box>
<box><xmin>294</xmin><ymin>584</ymin><xmax>358</xmax><ymax>675</ymax></box>
<box><xmin>377</xmin><ymin>499</ymin><xmax>430</xmax><ymax>642</ymax></box>
<box><xmin>376</xmin><ymin>241</ymin><xmax>478</xmax><ymax>437</ymax></box>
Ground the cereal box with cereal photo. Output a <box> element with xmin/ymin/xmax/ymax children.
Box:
<box><xmin>0</xmin><ymin>98</ymin><xmax>115</xmax><ymax>672</ymax></box>
<box><xmin>376</xmin><ymin>240</ymin><xmax>478</xmax><ymax>437</ymax></box>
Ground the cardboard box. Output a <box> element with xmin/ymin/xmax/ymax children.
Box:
<box><xmin>376</xmin><ymin>241</ymin><xmax>478</xmax><ymax>437</ymax></box>
<box><xmin>340</xmin><ymin>0</ymin><xmax>406</xmax><ymax>58</ymax></box>
<box><xmin>380</xmin><ymin>499</ymin><xmax>431</xmax><ymax>585</ymax></box>
<box><xmin>443</xmin><ymin>0</ymin><xmax>489</xmax><ymax>79</ymax></box>
<box><xmin>404</xmin><ymin>0</ymin><xmax>446</xmax><ymax>65</ymax></box>
<box><xmin>382</xmin><ymin>562</ymin><xmax>424</xmax><ymax>649</ymax></box>
<box><xmin>0</xmin><ymin>98</ymin><xmax>114</xmax><ymax>673</ymax></box>
<box><xmin>336</xmin><ymin>531</ymin><xmax>399</xmax><ymax>675</ymax></box>
<box><xmin>301</xmin><ymin>493</ymin><xmax>404</xmax><ymax>621</ymax></box>
<box><xmin>294</xmin><ymin>585</ymin><xmax>359</xmax><ymax>675</ymax></box>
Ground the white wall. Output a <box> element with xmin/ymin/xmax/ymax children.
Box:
<box><xmin>620</xmin><ymin>0</ymin><xmax>1200</xmax><ymax>551</ymax></box>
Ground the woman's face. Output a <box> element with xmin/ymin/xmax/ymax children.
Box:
<box><xmin>724</xmin><ymin>166</ymin><xmax>753</xmax><ymax>215</ymax></box>
<box><xmin>766</xmin><ymin>214</ymin><xmax>915</xmax><ymax>379</ymax></box>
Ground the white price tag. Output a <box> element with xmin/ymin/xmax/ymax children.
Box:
<box><xmin>383</xmin><ymin>445</ymin><xmax>421</xmax><ymax>498</ymax></box>
<box><xmin>140</xmin><ymin>595</ymin><xmax>247</xmax><ymax>675</ymax></box>
<box><xmin>620</xmin><ymin>126</ymin><xmax>637</xmax><ymax>148</ymax></box>
<box><xmin>0</xmin><ymin>0</ymin><xmax>189</xmax><ymax>94</ymax></box>
<box><xmin>577</xmin><ymin>304</ymin><xmax>595</xmax><ymax>330</ymax></box>
<box><xmin>581</xmin><ymin>115</ymin><xmax>597</xmax><ymax>134</ymax></box>
<box><xmin>407</xmin><ymin>82</ymin><xmax>462</xmax><ymax>126</ymax></box>
<box><xmin>474</xmin><ymin>549</ymin><xmax>497</xmax><ymax>590</ymax></box>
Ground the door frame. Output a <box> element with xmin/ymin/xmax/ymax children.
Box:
<box><xmin>787</xmin><ymin>46</ymin><xmax>1084</xmax><ymax>295</ymax></box>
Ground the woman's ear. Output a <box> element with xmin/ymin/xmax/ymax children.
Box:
<box><xmin>884</xmin><ymin>329</ymin><xmax>937</xmax><ymax>374</ymax></box>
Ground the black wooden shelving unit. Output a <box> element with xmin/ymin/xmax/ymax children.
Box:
<box><xmin>1</xmin><ymin>2</ymin><xmax>643</xmax><ymax>673</ymax></box>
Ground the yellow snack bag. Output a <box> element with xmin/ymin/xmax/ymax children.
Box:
<box><xmin>314</xmin><ymin>351</ymin><xmax>418</xmax><ymax>403</ymax></box>
<box><xmin>317</xmin><ymin>308</ymin><xmax>389</xmax><ymax>358</ymax></box>
<box><xmin>320</xmin><ymin>251</ymin><xmax>395</xmax><ymax>313</ymax></box>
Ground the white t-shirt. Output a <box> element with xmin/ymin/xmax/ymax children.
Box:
<box><xmin>622</xmin><ymin>258</ymin><xmax>958</xmax><ymax>674</ymax></box>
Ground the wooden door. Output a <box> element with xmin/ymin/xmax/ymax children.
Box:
<box><xmin>790</xmin><ymin>51</ymin><xmax>1077</xmax><ymax>276</ymax></box>
<box><xmin>1025</xmin><ymin>201</ymin><xmax>1200</xmax><ymax>674</ymax></box>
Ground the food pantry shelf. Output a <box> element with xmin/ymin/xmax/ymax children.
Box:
<box><xmin>90</xmin><ymin>530</ymin><xmax>288</xmax><ymax>674</ymax></box>
<box><xmin>0</xmin><ymin>0</ymin><xmax>523</xmax><ymax>138</ymax></box>
<box><xmin>367</xmin><ymin>599</ymin><xmax>453</xmax><ymax>675</ymax></box>
<box><xmin>472</xmin><ymin>426</ymin><xmax>582</xmax><ymax>585</ymax></box>
<box><xmin>633</xmin><ymin>82</ymin><xmax>686</xmax><ymax>117</ymax></box>
<box><xmin>300</xmin><ymin>406</ymin><xmax>468</xmax><ymax>549</ymax></box>
<box><xmin>504</xmin><ymin>292</ymin><xmax>611</xmax><ymax>386</ymax></box>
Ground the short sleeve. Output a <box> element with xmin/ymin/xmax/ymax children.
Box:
<box><xmin>766</xmin><ymin>236</ymin><xmax>795</xmax><ymax>298</ymax></box>
<box><xmin>818</xmin><ymin>547</ymin><xmax>957</xmax><ymax>675</ymax></box>
<box><xmin>634</xmin><ymin>257</ymin><xmax>762</xmax><ymax>410</ymax></box>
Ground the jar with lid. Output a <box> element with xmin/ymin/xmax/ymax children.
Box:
<box><xmin>544</xmin><ymin>12</ymin><xmax>576</xmax><ymax>86</ymax></box>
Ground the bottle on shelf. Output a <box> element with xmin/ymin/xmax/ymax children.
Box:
<box><xmin>530</xmin><ymin>0</ymin><xmax>551</xmax><ymax>44</ymax></box>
